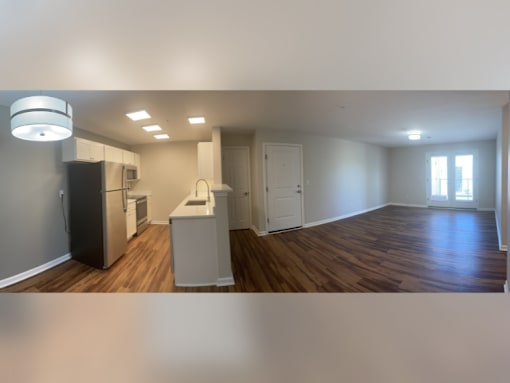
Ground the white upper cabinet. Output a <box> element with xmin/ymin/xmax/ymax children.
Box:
<box><xmin>62</xmin><ymin>137</ymin><xmax>105</xmax><ymax>163</ymax></box>
<box><xmin>122</xmin><ymin>150</ymin><xmax>136</xmax><ymax>165</ymax></box>
<box><xmin>197</xmin><ymin>142</ymin><xmax>213</xmax><ymax>179</ymax></box>
<box><xmin>63</xmin><ymin>138</ymin><xmax>141</xmax><ymax>178</ymax></box>
<box><xmin>104</xmin><ymin>145</ymin><xmax>124</xmax><ymax>163</ymax></box>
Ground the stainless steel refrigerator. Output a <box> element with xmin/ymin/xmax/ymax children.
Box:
<box><xmin>67</xmin><ymin>161</ymin><xmax>128</xmax><ymax>269</ymax></box>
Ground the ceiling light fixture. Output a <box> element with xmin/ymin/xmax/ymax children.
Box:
<box><xmin>10</xmin><ymin>95</ymin><xmax>73</xmax><ymax>142</ymax></box>
<box><xmin>126</xmin><ymin>110</ymin><xmax>151</xmax><ymax>121</ymax></box>
<box><xmin>154</xmin><ymin>134</ymin><xmax>170</xmax><ymax>140</ymax></box>
<box><xmin>142</xmin><ymin>124</ymin><xmax>161</xmax><ymax>132</ymax></box>
<box><xmin>188</xmin><ymin>116</ymin><xmax>205</xmax><ymax>125</ymax></box>
<box><xmin>408</xmin><ymin>133</ymin><xmax>422</xmax><ymax>141</ymax></box>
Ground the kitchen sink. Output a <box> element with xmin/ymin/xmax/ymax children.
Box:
<box><xmin>185</xmin><ymin>200</ymin><xmax>207</xmax><ymax>206</ymax></box>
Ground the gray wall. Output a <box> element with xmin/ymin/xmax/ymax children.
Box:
<box><xmin>496</xmin><ymin>104</ymin><xmax>508</xmax><ymax>249</ymax></box>
<box><xmin>130</xmin><ymin>141</ymin><xmax>199</xmax><ymax>222</ymax></box>
<box><xmin>252</xmin><ymin>129</ymin><xmax>389</xmax><ymax>232</ymax></box>
<box><xmin>388</xmin><ymin>140</ymin><xmax>497</xmax><ymax>209</ymax></box>
<box><xmin>0</xmin><ymin>106</ymin><xmax>69</xmax><ymax>280</ymax></box>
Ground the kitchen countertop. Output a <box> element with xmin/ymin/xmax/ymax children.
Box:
<box><xmin>169</xmin><ymin>193</ymin><xmax>216</xmax><ymax>219</ymax></box>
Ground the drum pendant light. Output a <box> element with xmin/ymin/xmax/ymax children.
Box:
<box><xmin>10</xmin><ymin>95</ymin><xmax>73</xmax><ymax>141</ymax></box>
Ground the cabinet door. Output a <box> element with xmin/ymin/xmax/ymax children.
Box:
<box><xmin>126</xmin><ymin>203</ymin><xmax>137</xmax><ymax>239</ymax></box>
<box><xmin>90</xmin><ymin>141</ymin><xmax>105</xmax><ymax>161</ymax></box>
<box><xmin>74</xmin><ymin>138</ymin><xmax>90</xmax><ymax>161</ymax></box>
<box><xmin>105</xmin><ymin>145</ymin><xmax>124</xmax><ymax>163</ymax></box>
<box><xmin>123</xmin><ymin>150</ymin><xmax>136</xmax><ymax>165</ymax></box>
<box><xmin>62</xmin><ymin>137</ymin><xmax>104</xmax><ymax>162</ymax></box>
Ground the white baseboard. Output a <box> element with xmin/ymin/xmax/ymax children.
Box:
<box><xmin>504</xmin><ymin>281</ymin><xmax>508</xmax><ymax>294</ymax></box>
<box><xmin>494</xmin><ymin>212</ymin><xmax>507</xmax><ymax>251</ymax></box>
<box><xmin>304</xmin><ymin>204</ymin><xmax>388</xmax><ymax>229</ymax></box>
<box><xmin>151</xmin><ymin>220</ymin><xmax>169</xmax><ymax>225</ymax></box>
<box><xmin>0</xmin><ymin>253</ymin><xmax>71</xmax><ymax>288</ymax></box>
<box><xmin>175</xmin><ymin>282</ymin><xmax>218</xmax><ymax>287</ymax></box>
<box><xmin>217</xmin><ymin>276</ymin><xmax>235</xmax><ymax>286</ymax></box>
<box><xmin>250</xmin><ymin>225</ymin><xmax>268</xmax><ymax>237</ymax></box>
<box><xmin>388</xmin><ymin>202</ymin><xmax>428</xmax><ymax>208</ymax></box>
<box><xmin>175</xmin><ymin>278</ymin><xmax>234</xmax><ymax>287</ymax></box>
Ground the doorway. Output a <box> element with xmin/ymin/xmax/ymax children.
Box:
<box><xmin>222</xmin><ymin>146</ymin><xmax>251</xmax><ymax>230</ymax></box>
<box><xmin>264</xmin><ymin>143</ymin><xmax>304</xmax><ymax>232</ymax></box>
<box><xmin>426</xmin><ymin>151</ymin><xmax>478</xmax><ymax>208</ymax></box>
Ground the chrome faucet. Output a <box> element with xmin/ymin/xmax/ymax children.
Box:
<box><xmin>195</xmin><ymin>178</ymin><xmax>210</xmax><ymax>202</ymax></box>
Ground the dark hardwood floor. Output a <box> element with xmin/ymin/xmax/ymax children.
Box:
<box><xmin>1</xmin><ymin>206</ymin><xmax>507</xmax><ymax>292</ymax></box>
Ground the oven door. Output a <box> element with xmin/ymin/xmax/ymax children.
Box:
<box><xmin>136</xmin><ymin>197</ymin><xmax>148</xmax><ymax>235</ymax></box>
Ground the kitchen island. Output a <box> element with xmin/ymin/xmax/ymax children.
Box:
<box><xmin>169</xmin><ymin>184</ymin><xmax>234</xmax><ymax>287</ymax></box>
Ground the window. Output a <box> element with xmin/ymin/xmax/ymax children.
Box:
<box><xmin>426</xmin><ymin>151</ymin><xmax>478</xmax><ymax>208</ymax></box>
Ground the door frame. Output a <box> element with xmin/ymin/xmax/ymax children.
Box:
<box><xmin>426</xmin><ymin>150</ymin><xmax>479</xmax><ymax>209</ymax></box>
<box><xmin>222</xmin><ymin>146</ymin><xmax>252</xmax><ymax>230</ymax></box>
<box><xmin>263</xmin><ymin>143</ymin><xmax>305</xmax><ymax>233</ymax></box>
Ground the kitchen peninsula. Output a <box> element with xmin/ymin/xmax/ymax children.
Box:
<box><xmin>169</xmin><ymin>184</ymin><xmax>234</xmax><ymax>287</ymax></box>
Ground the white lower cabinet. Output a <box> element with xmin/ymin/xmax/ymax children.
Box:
<box><xmin>126</xmin><ymin>200</ymin><xmax>137</xmax><ymax>240</ymax></box>
<box><xmin>171</xmin><ymin>217</ymin><xmax>217</xmax><ymax>285</ymax></box>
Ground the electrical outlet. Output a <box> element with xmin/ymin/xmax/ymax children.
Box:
<box><xmin>59</xmin><ymin>190</ymin><xmax>64</xmax><ymax>198</ymax></box>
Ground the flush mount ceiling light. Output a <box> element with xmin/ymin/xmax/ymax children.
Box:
<box><xmin>188</xmin><ymin>116</ymin><xmax>205</xmax><ymax>125</ymax></box>
<box><xmin>10</xmin><ymin>95</ymin><xmax>73</xmax><ymax>142</ymax></box>
<box><xmin>142</xmin><ymin>124</ymin><xmax>161</xmax><ymax>132</ymax></box>
<box><xmin>154</xmin><ymin>133</ymin><xmax>170</xmax><ymax>140</ymax></box>
<box><xmin>126</xmin><ymin>110</ymin><xmax>151</xmax><ymax>121</ymax></box>
<box><xmin>408</xmin><ymin>133</ymin><xmax>422</xmax><ymax>141</ymax></box>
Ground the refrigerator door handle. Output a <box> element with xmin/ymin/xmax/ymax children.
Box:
<box><xmin>122</xmin><ymin>165</ymin><xmax>127</xmax><ymax>212</ymax></box>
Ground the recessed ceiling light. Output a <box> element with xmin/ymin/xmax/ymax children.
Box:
<box><xmin>408</xmin><ymin>133</ymin><xmax>421</xmax><ymax>141</ymax></box>
<box><xmin>142</xmin><ymin>124</ymin><xmax>161</xmax><ymax>132</ymax></box>
<box><xmin>126</xmin><ymin>110</ymin><xmax>151</xmax><ymax>121</ymax></box>
<box><xmin>154</xmin><ymin>133</ymin><xmax>170</xmax><ymax>140</ymax></box>
<box><xmin>188</xmin><ymin>116</ymin><xmax>205</xmax><ymax>125</ymax></box>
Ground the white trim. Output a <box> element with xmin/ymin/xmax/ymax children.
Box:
<box><xmin>175</xmin><ymin>282</ymin><xmax>218</xmax><ymax>287</ymax></box>
<box><xmin>387</xmin><ymin>202</ymin><xmax>428</xmax><ymax>209</ymax></box>
<box><xmin>494</xmin><ymin>211</ymin><xmax>508</xmax><ymax>251</ymax></box>
<box><xmin>263</xmin><ymin>143</ymin><xmax>304</xmax><ymax>233</ymax></box>
<box><xmin>222</xmin><ymin>146</ymin><xmax>252</xmax><ymax>230</ymax></box>
<box><xmin>175</xmin><ymin>278</ymin><xmax>235</xmax><ymax>287</ymax></box>
<box><xmin>504</xmin><ymin>281</ymin><xmax>508</xmax><ymax>294</ymax></box>
<box><xmin>0</xmin><ymin>253</ymin><xmax>71</xmax><ymax>288</ymax></box>
<box><xmin>217</xmin><ymin>276</ymin><xmax>235</xmax><ymax>286</ymax></box>
<box><xmin>151</xmin><ymin>220</ymin><xmax>170</xmax><ymax>225</ymax></box>
<box><xmin>250</xmin><ymin>225</ymin><xmax>268</xmax><ymax>237</ymax></box>
<box><xmin>304</xmin><ymin>204</ymin><xmax>388</xmax><ymax>228</ymax></box>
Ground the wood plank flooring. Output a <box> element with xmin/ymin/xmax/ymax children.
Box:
<box><xmin>1</xmin><ymin>206</ymin><xmax>507</xmax><ymax>292</ymax></box>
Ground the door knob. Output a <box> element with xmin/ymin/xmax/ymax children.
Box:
<box><xmin>297</xmin><ymin>190</ymin><xmax>301</xmax><ymax>194</ymax></box>
<box><xmin>244</xmin><ymin>192</ymin><xmax>249</xmax><ymax>196</ymax></box>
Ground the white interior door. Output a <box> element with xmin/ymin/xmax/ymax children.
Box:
<box><xmin>265</xmin><ymin>144</ymin><xmax>303</xmax><ymax>232</ymax></box>
<box><xmin>222</xmin><ymin>147</ymin><xmax>251</xmax><ymax>230</ymax></box>
<box><xmin>426</xmin><ymin>151</ymin><xmax>478</xmax><ymax>208</ymax></box>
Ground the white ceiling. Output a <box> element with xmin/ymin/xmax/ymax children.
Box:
<box><xmin>0</xmin><ymin>91</ymin><xmax>507</xmax><ymax>147</ymax></box>
<box><xmin>1</xmin><ymin>3</ymin><xmax>509</xmax><ymax>147</ymax></box>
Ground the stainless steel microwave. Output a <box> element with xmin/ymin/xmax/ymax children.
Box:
<box><xmin>126</xmin><ymin>165</ymin><xmax>138</xmax><ymax>181</ymax></box>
